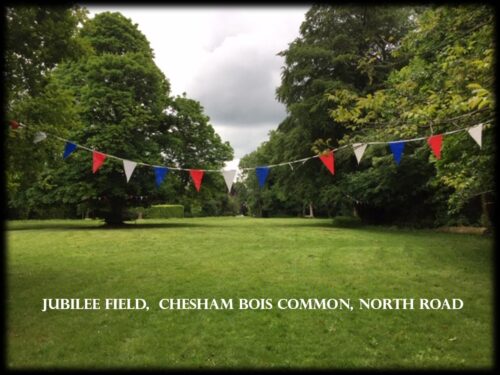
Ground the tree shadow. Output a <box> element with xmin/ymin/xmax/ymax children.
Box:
<box><xmin>267</xmin><ymin>221</ymin><xmax>338</xmax><ymax>229</ymax></box>
<box><xmin>5</xmin><ymin>221</ymin><xmax>214</xmax><ymax>231</ymax></box>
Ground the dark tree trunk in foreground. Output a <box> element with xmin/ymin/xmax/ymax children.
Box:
<box><xmin>104</xmin><ymin>198</ymin><xmax>125</xmax><ymax>225</ymax></box>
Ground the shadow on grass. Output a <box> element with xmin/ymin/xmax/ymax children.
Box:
<box><xmin>6</xmin><ymin>221</ymin><xmax>214</xmax><ymax>231</ymax></box>
<box><xmin>271</xmin><ymin>222</ymin><xmax>338</xmax><ymax>229</ymax></box>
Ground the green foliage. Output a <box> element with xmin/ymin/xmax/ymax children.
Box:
<box><xmin>6</xmin><ymin>11</ymin><xmax>233</xmax><ymax>224</ymax></box>
<box><xmin>240</xmin><ymin>6</ymin><xmax>416</xmax><ymax>219</ymax></box>
<box><xmin>5</xmin><ymin>6</ymin><xmax>89</xmax><ymax>103</ymax></box>
<box><xmin>40</xmin><ymin>15</ymin><xmax>171</xmax><ymax>223</ymax></box>
<box><xmin>328</xmin><ymin>5</ymin><xmax>495</xmax><ymax>226</ymax></box>
<box><xmin>5</xmin><ymin>6</ymin><xmax>88</xmax><ymax>219</ymax></box>
<box><xmin>79</xmin><ymin>11</ymin><xmax>154</xmax><ymax>57</ymax></box>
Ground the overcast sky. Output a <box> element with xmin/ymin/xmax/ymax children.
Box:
<box><xmin>85</xmin><ymin>6</ymin><xmax>309</xmax><ymax>168</ymax></box>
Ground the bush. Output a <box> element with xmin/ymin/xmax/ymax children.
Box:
<box><xmin>143</xmin><ymin>204</ymin><xmax>184</xmax><ymax>219</ymax></box>
<box><xmin>331</xmin><ymin>215</ymin><xmax>363</xmax><ymax>228</ymax></box>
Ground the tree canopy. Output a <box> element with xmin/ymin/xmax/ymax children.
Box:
<box><xmin>240</xmin><ymin>5</ymin><xmax>494</xmax><ymax>227</ymax></box>
<box><xmin>6</xmin><ymin>9</ymin><xmax>234</xmax><ymax>223</ymax></box>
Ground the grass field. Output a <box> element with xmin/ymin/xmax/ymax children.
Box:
<box><xmin>6</xmin><ymin>217</ymin><xmax>493</xmax><ymax>369</ymax></box>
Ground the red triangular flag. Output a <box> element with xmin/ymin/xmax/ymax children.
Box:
<box><xmin>92</xmin><ymin>151</ymin><xmax>107</xmax><ymax>173</ymax></box>
<box><xmin>427</xmin><ymin>134</ymin><xmax>443</xmax><ymax>160</ymax></box>
<box><xmin>319</xmin><ymin>150</ymin><xmax>335</xmax><ymax>174</ymax></box>
<box><xmin>189</xmin><ymin>169</ymin><xmax>204</xmax><ymax>192</ymax></box>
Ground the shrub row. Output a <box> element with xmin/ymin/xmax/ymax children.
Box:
<box><xmin>131</xmin><ymin>204</ymin><xmax>184</xmax><ymax>219</ymax></box>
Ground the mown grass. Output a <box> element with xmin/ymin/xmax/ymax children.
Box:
<box><xmin>6</xmin><ymin>217</ymin><xmax>493</xmax><ymax>369</ymax></box>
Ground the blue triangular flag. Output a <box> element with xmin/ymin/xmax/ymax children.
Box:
<box><xmin>154</xmin><ymin>166</ymin><xmax>169</xmax><ymax>187</ymax></box>
<box><xmin>63</xmin><ymin>142</ymin><xmax>77</xmax><ymax>159</ymax></box>
<box><xmin>256</xmin><ymin>167</ymin><xmax>270</xmax><ymax>188</ymax></box>
<box><xmin>389</xmin><ymin>141</ymin><xmax>405</xmax><ymax>165</ymax></box>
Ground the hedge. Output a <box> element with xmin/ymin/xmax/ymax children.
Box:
<box><xmin>142</xmin><ymin>204</ymin><xmax>184</xmax><ymax>219</ymax></box>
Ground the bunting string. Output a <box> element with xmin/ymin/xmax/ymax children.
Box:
<box><xmin>9</xmin><ymin>117</ymin><xmax>493</xmax><ymax>191</ymax></box>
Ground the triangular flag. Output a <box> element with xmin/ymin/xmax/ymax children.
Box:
<box><xmin>154</xmin><ymin>166</ymin><xmax>169</xmax><ymax>187</ymax></box>
<box><xmin>92</xmin><ymin>151</ymin><xmax>107</xmax><ymax>173</ymax></box>
<box><xmin>222</xmin><ymin>170</ymin><xmax>237</xmax><ymax>192</ymax></box>
<box><xmin>427</xmin><ymin>134</ymin><xmax>443</xmax><ymax>159</ymax></box>
<box><xmin>123</xmin><ymin>160</ymin><xmax>137</xmax><ymax>182</ymax></box>
<box><xmin>389</xmin><ymin>141</ymin><xmax>405</xmax><ymax>165</ymax></box>
<box><xmin>319</xmin><ymin>150</ymin><xmax>335</xmax><ymax>174</ymax></box>
<box><xmin>352</xmin><ymin>143</ymin><xmax>367</xmax><ymax>164</ymax></box>
<box><xmin>63</xmin><ymin>142</ymin><xmax>77</xmax><ymax>159</ymax></box>
<box><xmin>9</xmin><ymin>120</ymin><xmax>20</xmax><ymax>129</ymax></box>
<box><xmin>190</xmin><ymin>169</ymin><xmax>204</xmax><ymax>192</ymax></box>
<box><xmin>33</xmin><ymin>131</ymin><xmax>47</xmax><ymax>144</ymax></box>
<box><xmin>468</xmin><ymin>124</ymin><xmax>483</xmax><ymax>148</ymax></box>
<box><xmin>256</xmin><ymin>167</ymin><xmax>270</xmax><ymax>188</ymax></box>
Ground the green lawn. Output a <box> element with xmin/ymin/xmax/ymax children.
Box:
<box><xmin>6</xmin><ymin>217</ymin><xmax>493</xmax><ymax>369</ymax></box>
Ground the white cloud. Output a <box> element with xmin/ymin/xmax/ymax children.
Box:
<box><xmin>85</xmin><ymin>6</ymin><xmax>308</xmax><ymax>160</ymax></box>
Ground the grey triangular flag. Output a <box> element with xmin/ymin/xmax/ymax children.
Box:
<box><xmin>33</xmin><ymin>131</ymin><xmax>47</xmax><ymax>144</ymax></box>
<box><xmin>222</xmin><ymin>169</ymin><xmax>237</xmax><ymax>192</ymax></box>
<box><xmin>123</xmin><ymin>160</ymin><xmax>137</xmax><ymax>183</ymax></box>
<box><xmin>468</xmin><ymin>124</ymin><xmax>483</xmax><ymax>148</ymax></box>
<box><xmin>352</xmin><ymin>143</ymin><xmax>368</xmax><ymax>164</ymax></box>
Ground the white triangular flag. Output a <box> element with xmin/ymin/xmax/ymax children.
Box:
<box><xmin>222</xmin><ymin>169</ymin><xmax>237</xmax><ymax>192</ymax></box>
<box><xmin>123</xmin><ymin>160</ymin><xmax>137</xmax><ymax>182</ymax></box>
<box><xmin>468</xmin><ymin>124</ymin><xmax>483</xmax><ymax>148</ymax></box>
<box><xmin>352</xmin><ymin>143</ymin><xmax>368</xmax><ymax>164</ymax></box>
<box><xmin>33</xmin><ymin>131</ymin><xmax>47</xmax><ymax>143</ymax></box>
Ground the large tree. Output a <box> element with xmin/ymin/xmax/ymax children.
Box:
<box><xmin>5</xmin><ymin>5</ymin><xmax>88</xmax><ymax>218</ymax></box>
<box><xmin>328</xmin><ymin>5</ymin><xmax>495</xmax><ymax>226</ymax></box>
<box><xmin>23</xmin><ymin>12</ymin><xmax>232</xmax><ymax>224</ymax></box>
<box><xmin>240</xmin><ymin>6</ymin><xmax>416</xmax><ymax>217</ymax></box>
<box><xmin>156</xmin><ymin>94</ymin><xmax>234</xmax><ymax>216</ymax></box>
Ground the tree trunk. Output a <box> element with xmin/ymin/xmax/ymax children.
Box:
<box><xmin>308</xmin><ymin>202</ymin><xmax>314</xmax><ymax>218</ymax></box>
<box><xmin>104</xmin><ymin>199</ymin><xmax>125</xmax><ymax>226</ymax></box>
<box><xmin>480</xmin><ymin>193</ymin><xmax>491</xmax><ymax>228</ymax></box>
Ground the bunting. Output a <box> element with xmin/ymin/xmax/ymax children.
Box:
<box><xmin>352</xmin><ymin>143</ymin><xmax>367</xmax><ymax>164</ymax></box>
<box><xmin>389</xmin><ymin>141</ymin><xmax>406</xmax><ymax>165</ymax></box>
<box><xmin>256</xmin><ymin>167</ymin><xmax>270</xmax><ymax>188</ymax></box>
<box><xmin>123</xmin><ymin>160</ymin><xmax>137</xmax><ymax>182</ymax></box>
<box><xmin>319</xmin><ymin>150</ymin><xmax>335</xmax><ymax>174</ymax></box>
<box><xmin>9</xmin><ymin>118</ymin><xmax>489</xmax><ymax>194</ymax></box>
<box><xmin>92</xmin><ymin>151</ymin><xmax>107</xmax><ymax>173</ymax></box>
<box><xmin>33</xmin><ymin>131</ymin><xmax>47</xmax><ymax>144</ymax></box>
<box><xmin>427</xmin><ymin>134</ymin><xmax>443</xmax><ymax>159</ymax></box>
<box><xmin>63</xmin><ymin>142</ymin><xmax>77</xmax><ymax>159</ymax></box>
<box><xmin>154</xmin><ymin>166</ymin><xmax>169</xmax><ymax>187</ymax></box>
<box><xmin>190</xmin><ymin>169</ymin><xmax>204</xmax><ymax>192</ymax></box>
<box><xmin>468</xmin><ymin>123</ymin><xmax>483</xmax><ymax>148</ymax></box>
<box><xmin>222</xmin><ymin>169</ymin><xmax>237</xmax><ymax>192</ymax></box>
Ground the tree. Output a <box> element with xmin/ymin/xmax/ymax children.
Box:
<box><xmin>239</xmin><ymin>6</ymin><xmax>416</xmax><ymax>217</ymax></box>
<box><xmin>157</xmin><ymin>95</ymin><xmax>234</xmax><ymax>216</ymax></box>
<box><xmin>23</xmin><ymin>12</ymin><xmax>233</xmax><ymax>224</ymax></box>
<box><xmin>327</xmin><ymin>5</ymin><xmax>494</xmax><ymax>226</ymax></box>
<box><xmin>5</xmin><ymin>6</ymin><xmax>88</xmax><ymax>104</ymax></box>
<box><xmin>5</xmin><ymin>5</ymin><xmax>88</xmax><ymax>218</ymax></box>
